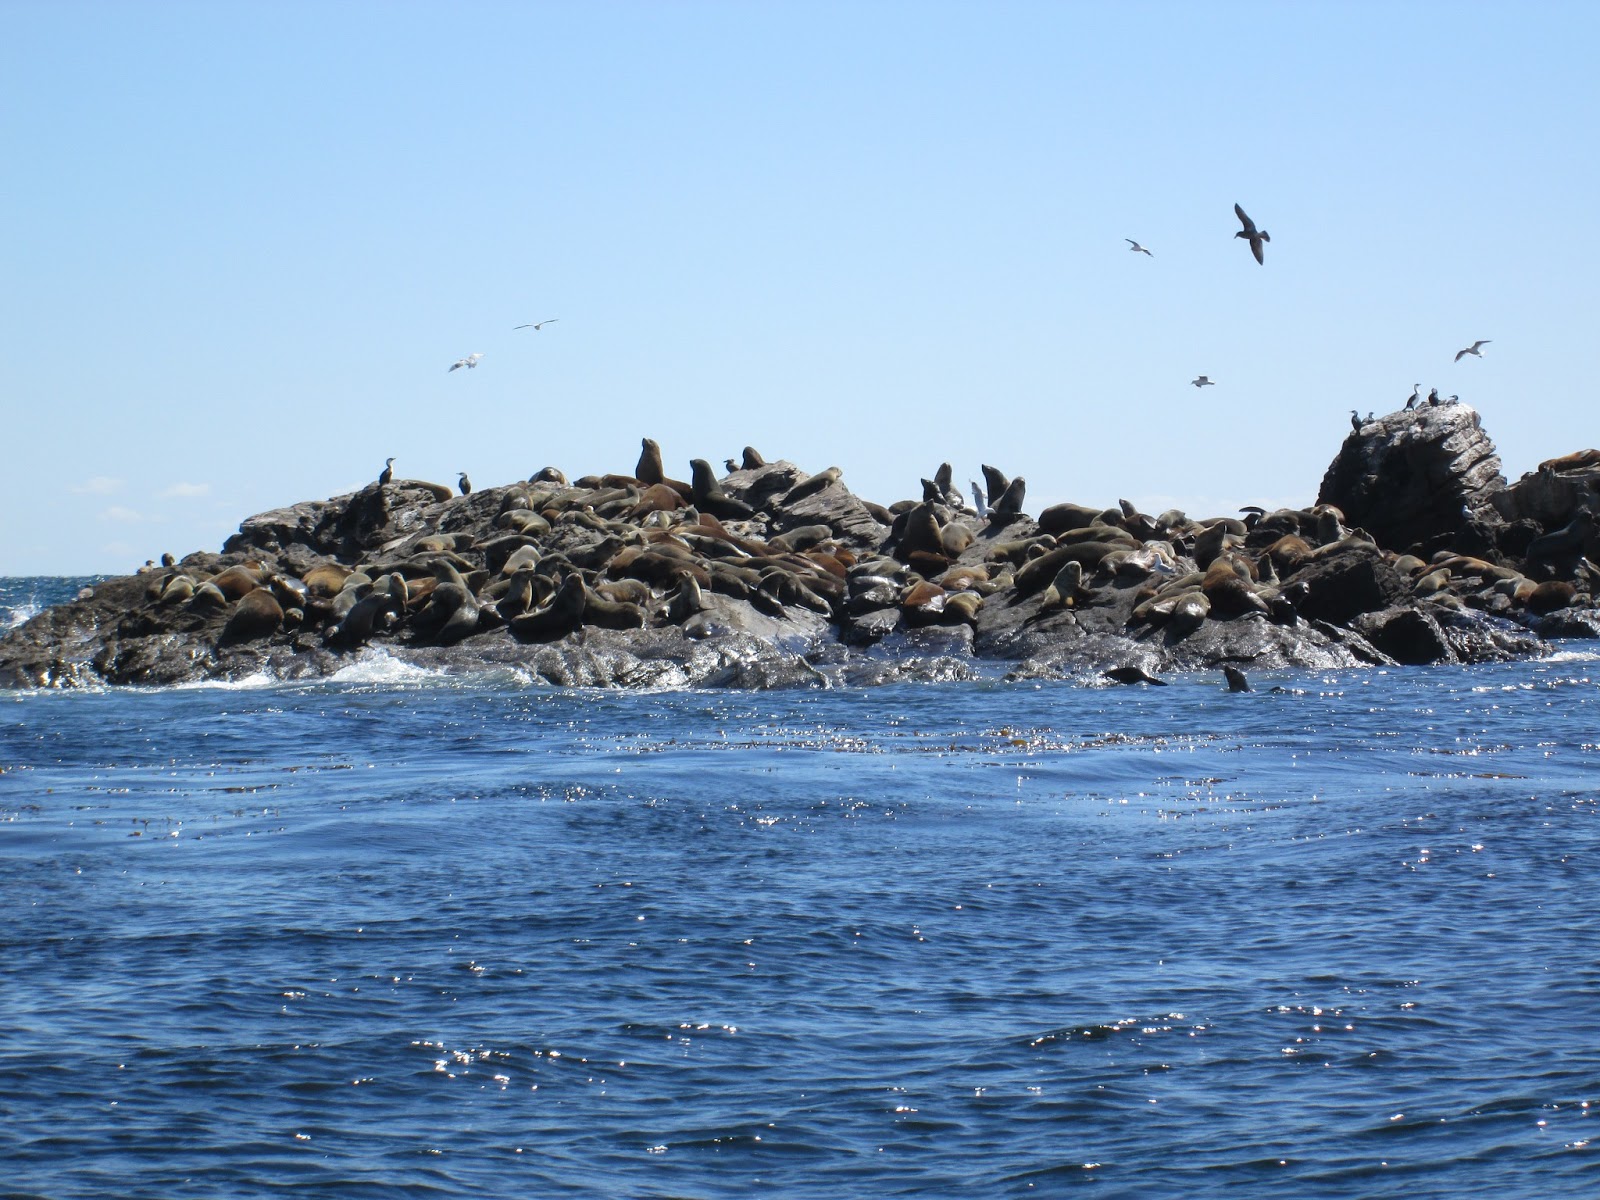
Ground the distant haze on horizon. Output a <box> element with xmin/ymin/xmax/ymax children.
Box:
<box><xmin>3</xmin><ymin>0</ymin><xmax>1595</xmax><ymax>575</ymax></box>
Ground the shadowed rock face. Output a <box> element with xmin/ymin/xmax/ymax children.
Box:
<box><xmin>1317</xmin><ymin>405</ymin><xmax>1505</xmax><ymax>554</ymax></box>
<box><xmin>2</xmin><ymin>414</ymin><xmax>1595</xmax><ymax>690</ymax></box>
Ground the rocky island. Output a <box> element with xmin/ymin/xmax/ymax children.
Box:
<box><xmin>4</xmin><ymin>404</ymin><xmax>1597</xmax><ymax>690</ymax></box>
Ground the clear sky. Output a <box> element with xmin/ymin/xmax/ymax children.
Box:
<box><xmin>3</xmin><ymin>0</ymin><xmax>1596</xmax><ymax>575</ymax></box>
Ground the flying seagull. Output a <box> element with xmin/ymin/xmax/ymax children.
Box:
<box><xmin>1454</xmin><ymin>339</ymin><xmax>1491</xmax><ymax>362</ymax></box>
<box><xmin>1125</xmin><ymin>239</ymin><xmax>1153</xmax><ymax>256</ymax></box>
<box><xmin>448</xmin><ymin>353</ymin><xmax>484</xmax><ymax>372</ymax></box>
<box><xmin>1192</xmin><ymin>375</ymin><xmax>1215</xmax><ymax>388</ymax></box>
<box><xmin>514</xmin><ymin>319</ymin><xmax>560</xmax><ymax>331</ymax></box>
<box><xmin>1234</xmin><ymin>203</ymin><xmax>1270</xmax><ymax>265</ymax></box>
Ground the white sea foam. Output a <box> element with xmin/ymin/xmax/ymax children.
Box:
<box><xmin>1542</xmin><ymin>647</ymin><xmax>1600</xmax><ymax>664</ymax></box>
<box><xmin>327</xmin><ymin>648</ymin><xmax>447</xmax><ymax>685</ymax></box>
<box><xmin>171</xmin><ymin>669</ymin><xmax>280</xmax><ymax>692</ymax></box>
<box><xmin>2</xmin><ymin>601</ymin><xmax>41</xmax><ymax>630</ymax></box>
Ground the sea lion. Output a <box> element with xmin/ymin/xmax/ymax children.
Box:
<box><xmin>529</xmin><ymin>466</ymin><xmax>567</xmax><ymax>485</ymax></box>
<box><xmin>496</xmin><ymin>563</ymin><xmax>539</xmax><ymax>620</ymax></box>
<box><xmin>328</xmin><ymin>589</ymin><xmax>400</xmax><ymax>648</ymax></box>
<box><xmin>1043</xmin><ymin>559</ymin><xmax>1083</xmax><ymax>608</ymax></box>
<box><xmin>780</xmin><ymin>467</ymin><xmax>842</xmax><ymax>506</ymax></box>
<box><xmin>159</xmin><ymin>575</ymin><xmax>196</xmax><ymax>605</ymax></box>
<box><xmin>1202</xmin><ymin>558</ymin><xmax>1269</xmax><ymax>616</ymax></box>
<box><xmin>1037</xmin><ymin>502</ymin><xmax>1107</xmax><ymax>536</ymax></box>
<box><xmin>1537</xmin><ymin>449</ymin><xmax>1600</xmax><ymax>473</ymax></box>
<box><xmin>1528</xmin><ymin>579</ymin><xmax>1578</xmax><ymax>614</ymax></box>
<box><xmin>742</xmin><ymin>446</ymin><xmax>766</xmax><ymax>470</ymax></box>
<box><xmin>992</xmin><ymin>475</ymin><xmax>1027</xmax><ymax>516</ymax></box>
<box><xmin>689</xmin><ymin>459</ymin><xmax>755</xmax><ymax>519</ymax></box>
<box><xmin>1104</xmin><ymin>666</ymin><xmax>1167</xmax><ymax>686</ymax></box>
<box><xmin>1223</xmin><ymin>666</ymin><xmax>1252</xmax><ymax>693</ymax></box>
<box><xmin>210</xmin><ymin>565</ymin><xmax>264</xmax><ymax>602</ymax></box>
<box><xmin>1168</xmin><ymin>590</ymin><xmax>1211</xmax><ymax>634</ymax></box>
<box><xmin>635</xmin><ymin>437</ymin><xmax>666</xmax><ymax>485</ymax></box>
<box><xmin>187</xmin><ymin>580</ymin><xmax>230</xmax><ymax>613</ymax></box>
<box><xmin>980</xmin><ymin>464</ymin><xmax>1010</xmax><ymax>507</ymax></box>
<box><xmin>509</xmin><ymin>573</ymin><xmax>586</xmax><ymax>641</ymax></box>
<box><xmin>581</xmin><ymin>584</ymin><xmax>647</xmax><ymax>629</ymax></box>
<box><xmin>221</xmin><ymin>587</ymin><xmax>284</xmax><ymax>643</ymax></box>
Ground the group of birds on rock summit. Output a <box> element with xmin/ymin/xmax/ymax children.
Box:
<box><xmin>1134</xmin><ymin>204</ymin><xmax>1493</xmax><ymax>403</ymax></box>
<box><xmin>447</xmin><ymin>319</ymin><xmax>559</xmax><ymax>373</ymax></box>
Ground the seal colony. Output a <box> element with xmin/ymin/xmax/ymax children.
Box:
<box><xmin>3</xmin><ymin>404</ymin><xmax>1598</xmax><ymax>690</ymax></box>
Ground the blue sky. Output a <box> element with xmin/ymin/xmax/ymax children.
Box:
<box><xmin>4</xmin><ymin>0</ymin><xmax>1596</xmax><ymax>574</ymax></box>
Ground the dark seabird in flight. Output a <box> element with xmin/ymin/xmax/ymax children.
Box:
<box><xmin>1234</xmin><ymin>203</ymin><xmax>1270</xmax><ymax>264</ymax></box>
<box><xmin>1125</xmin><ymin>239</ymin><xmax>1153</xmax><ymax>256</ymax></box>
<box><xmin>449</xmin><ymin>353</ymin><xmax>484</xmax><ymax>372</ymax></box>
<box><xmin>378</xmin><ymin>457</ymin><xmax>394</xmax><ymax>486</ymax></box>
<box><xmin>1192</xmin><ymin>375</ymin><xmax>1215</xmax><ymax>387</ymax></box>
<box><xmin>1454</xmin><ymin>339</ymin><xmax>1491</xmax><ymax>361</ymax></box>
<box><xmin>458</xmin><ymin>472</ymin><xmax>472</xmax><ymax>495</ymax></box>
<box><xmin>1405</xmin><ymin>384</ymin><xmax>1420</xmax><ymax>410</ymax></box>
<box><xmin>514</xmin><ymin>320</ymin><xmax>560</xmax><ymax>331</ymax></box>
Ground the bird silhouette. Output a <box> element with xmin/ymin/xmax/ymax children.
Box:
<box><xmin>1192</xmin><ymin>375</ymin><xmax>1215</xmax><ymax>387</ymax></box>
<box><xmin>514</xmin><ymin>320</ymin><xmax>560</xmax><ymax>331</ymax></box>
<box><xmin>1234</xmin><ymin>203</ymin><xmax>1270</xmax><ymax>264</ymax></box>
<box><xmin>449</xmin><ymin>353</ymin><xmax>484</xmax><ymax>372</ymax></box>
<box><xmin>1454</xmin><ymin>339</ymin><xmax>1491</xmax><ymax>361</ymax></box>
<box><xmin>1125</xmin><ymin>239</ymin><xmax>1153</xmax><ymax>256</ymax></box>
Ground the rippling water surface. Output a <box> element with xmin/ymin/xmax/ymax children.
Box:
<box><xmin>4</xmin><ymin>576</ymin><xmax>1600</xmax><ymax>1198</ymax></box>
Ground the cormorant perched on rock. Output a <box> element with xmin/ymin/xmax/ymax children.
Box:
<box><xmin>724</xmin><ymin>457</ymin><xmax>738</xmax><ymax>473</ymax></box>
<box><xmin>378</xmin><ymin>457</ymin><xmax>394</xmax><ymax>486</ymax></box>
<box><xmin>458</xmin><ymin>472</ymin><xmax>472</xmax><ymax>496</ymax></box>
<box><xmin>1406</xmin><ymin>384</ymin><xmax>1420</xmax><ymax>410</ymax></box>
<box><xmin>1233</xmin><ymin>203</ymin><xmax>1270</xmax><ymax>264</ymax></box>
<box><xmin>1447</xmin><ymin>394</ymin><xmax>1460</xmax><ymax>405</ymax></box>
<box><xmin>1350</xmin><ymin>410</ymin><xmax>1363</xmax><ymax>433</ymax></box>
<box><xmin>1428</xmin><ymin>388</ymin><xmax>1441</xmax><ymax>407</ymax></box>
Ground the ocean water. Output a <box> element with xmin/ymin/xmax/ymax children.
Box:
<box><xmin>4</xmin><ymin>575</ymin><xmax>1600</xmax><ymax>1198</ymax></box>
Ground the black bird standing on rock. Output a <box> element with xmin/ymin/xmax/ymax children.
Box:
<box><xmin>1428</xmin><ymin>388</ymin><xmax>1440</xmax><ymax>407</ymax></box>
<box><xmin>1350</xmin><ymin>410</ymin><xmax>1362</xmax><ymax>433</ymax></box>
<box><xmin>458</xmin><ymin>472</ymin><xmax>472</xmax><ymax>496</ymax></box>
<box><xmin>378</xmin><ymin>457</ymin><xmax>394</xmax><ymax>486</ymax></box>
<box><xmin>1406</xmin><ymin>384</ymin><xmax>1420</xmax><ymax>410</ymax></box>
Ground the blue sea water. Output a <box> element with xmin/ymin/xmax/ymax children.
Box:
<box><xmin>4</xmin><ymin>575</ymin><xmax>1600</xmax><ymax>1198</ymax></box>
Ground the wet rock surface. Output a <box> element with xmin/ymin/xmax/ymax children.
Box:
<box><xmin>3</xmin><ymin>410</ymin><xmax>1596</xmax><ymax>690</ymax></box>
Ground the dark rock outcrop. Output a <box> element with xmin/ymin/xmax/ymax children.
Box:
<box><xmin>1318</xmin><ymin>405</ymin><xmax>1504</xmax><ymax>553</ymax></box>
<box><xmin>4</xmin><ymin>409</ymin><xmax>1597</xmax><ymax>690</ymax></box>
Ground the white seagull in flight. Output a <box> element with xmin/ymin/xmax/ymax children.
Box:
<box><xmin>1454</xmin><ymin>339</ymin><xmax>1491</xmax><ymax>361</ymax></box>
<box><xmin>514</xmin><ymin>319</ymin><xmax>560</xmax><ymax>331</ymax></box>
<box><xmin>448</xmin><ymin>353</ymin><xmax>484</xmax><ymax>372</ymax></box>
<box><xmin>1125</xmin><ymin>239</ymin><xmax>1153</xmax><ymax>256</ymax></box>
